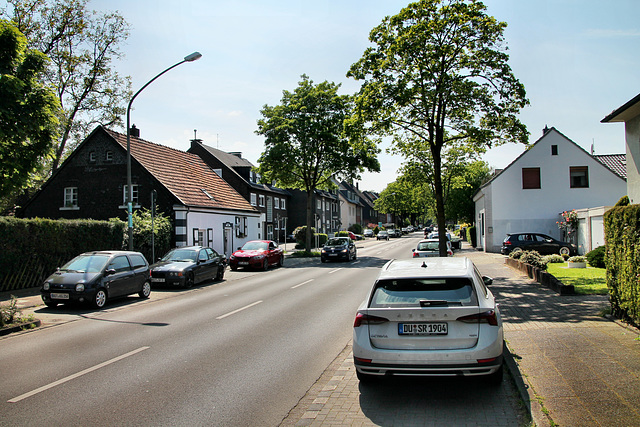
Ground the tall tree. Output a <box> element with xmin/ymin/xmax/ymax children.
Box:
<box><xmin>0</xmin><ymin>19</ymin><xmax>59</xmax><ymax>200</ymax></box>
<box><xmin>256</xmin><ymin>75</ymin><xmax>380</xmax><ymax>251</ymax></box>
<box><xmin>2</xmin><ymin>0</ymin><xmax>131</xmax><ymax>173</ymax></box>
<box><xmin>348</xmin><ymin>0</ymin><xmax>528</xmax><ymax>255</ymax></box>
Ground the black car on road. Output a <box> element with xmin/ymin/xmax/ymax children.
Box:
<box><xmin>321</xmin><ymin>237</ymin><xmax>357</xmax><ymax>262</ymax></box>
<box><xmin>501</xmin><ymin>233</ymin><xmax>577</xmax><ymax>256</ymax></box>
<box><xmin>150</xmin><ymin>246</ymin><xmax>226</xmax><ymax>288</ymax></box>
<box><xmin>42</xmin><ymin>251</ymin><xmax>151</xmax><ymax>309</ymax></box>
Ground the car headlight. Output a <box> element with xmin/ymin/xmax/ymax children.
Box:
<box><xmin>229</xmin><ymin>255</ymin><xmax>235</xmax><ymax>260</ymax></box>
<box><xmin>341</xmin><ymin>249</ymin><xmax>347</xmax><ymax>253</ymax></box>
<box><xmin>76</xmin><ymin>283</ymin><xmax>85</xmax><ymax>292</ymax></box>
<box><xmin>321</xmin><ymin>249</ymin><xmax>326</xmax><ymax>253</ymax></box>
<box><xmin>43</xmin><ymin>282</ymin><xmax>50</xmax><ymax>290</ymax></box>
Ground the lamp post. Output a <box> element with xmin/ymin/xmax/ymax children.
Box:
<box><xmin>126</xmin><ymin>51</ymin><xmax>202</xmax><ymax>250</ymax></box>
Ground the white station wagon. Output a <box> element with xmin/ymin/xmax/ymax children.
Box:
<box><xmin>353</xmin><ymin>257</ymin><xmax>504</xmax><ymax>383</ymax></box>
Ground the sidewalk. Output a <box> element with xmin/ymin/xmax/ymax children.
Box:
<box><xmin>280</xmin><ymin>245</ymin><xmax>640</xmax><ymax>426</ymax></box>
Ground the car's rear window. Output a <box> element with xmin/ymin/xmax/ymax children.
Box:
<box><xmin>370</xmin><ymin>278</ymin><xmax>478</xmax><ymax>308</ymax></box>
<box><xmin>417</xmin><ymin>241</ymin><xmax>438</xmax><ymax>251</ymax></box>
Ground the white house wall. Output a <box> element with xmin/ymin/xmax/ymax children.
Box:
<box><xmin>174</xmin><ymin>205</ymin><xmax>260</xmax><ymax>255</ymax></box>
<box><xmin>626</xmin><ymin>115</ymin><xmax>640</xmax><ymax>204</ymax></box>
<box><xmin>482</xmin><ymin>129</ymin><xmax>626</xmax><ymax>252</ymax></box>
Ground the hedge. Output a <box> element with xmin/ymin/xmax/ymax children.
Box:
<box><xmin>0</xmin><ymin>217</ymin><xmax>126</xmax><ymax>292</ymax></box>
<box><xmin>604</xmin><ymin>204</ymin><xmax>640</xmax><ymax>325</ymax></box>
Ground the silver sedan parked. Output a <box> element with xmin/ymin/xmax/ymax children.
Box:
<box><xmin>353</xmin><ymin>257</ymin><xmax>503</xmax><ymax>384</ymax></box>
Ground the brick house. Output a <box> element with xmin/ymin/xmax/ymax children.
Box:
<box><xmin>19</xmin><ymin>126</ymin><xmax>260</xmax><ymax>258</ymax></box>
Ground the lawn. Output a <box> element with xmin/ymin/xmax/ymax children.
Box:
<box><xmin>547</xmin><ymin>263</ymin><xmax>608</xmax><ymax>295</ymax></box>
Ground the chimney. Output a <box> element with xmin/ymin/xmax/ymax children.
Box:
<box><xmin>130</xmin><ymin>124</ymin><xmax>140</xmax><ymax>138</ymax></box>
<box><xmin>543</xmin><ymin>125</ymin><xmax>549</xmax><ymax>135</ymax></box>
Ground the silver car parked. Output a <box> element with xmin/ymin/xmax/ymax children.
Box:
<box><xmin>353</xmin><ymin>257</ymin><xmax>503</xmax><ymax>384</ymax></box>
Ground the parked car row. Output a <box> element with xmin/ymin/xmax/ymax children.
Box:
<box><xmin>42</xmin><ymin>240</ymin><xmax>288</xmax><ymax>310</ymax></box>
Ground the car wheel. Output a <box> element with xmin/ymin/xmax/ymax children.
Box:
<box><xmin>184</xmin><ymin>273</ymin><xmax>194</xmax><ymax>289</ymax></box>
<box><xmin>487</xmin><ymin>363</ymin><xmax>503</xmax><ymax>386</ymax></box>
<box><xmin>262</xmin><ymin>258</ymin><xmax>269</xmax><ymax>271</ymax></box>
<box><xmin>139</xmin><ymin>281</ymin><xmax>151</xmax><ymax>299</ymax></box>
<box><xmin>278</xmin><ymin>255</ymin><xmax>284</xmax><ymax>267</ymax></box>
<box><xmin>216</xmin><ymin>266</ymin><xmax>225</xmax><ymax>281</ymax></box>
<box><xmin>321</xmin><ymin>257</ymin><xmax>326</xmax><ymax>263</ymax></box>
<box><xmin>45</xmin><ymin>301</ymin><xmax>58</xmax><ymax>308</ymax></box>
<box><xmin>353</xmin><ymin>251</ymin><xmax>357</xmax><ymax>260</ymax></box>
<box><xmin>559</xmin><ymin>246</ymin><xmax>571</xmax><ymax>256</ymax></box>
<box><xmin>93</xmin><ymin>289</ymin><xmax>107</xmax><ymax>309</ymax></box>
<box><xmin>230</xmin><ymin>265</ymin><xmax>237</xmax><ymax>271</ymax></box>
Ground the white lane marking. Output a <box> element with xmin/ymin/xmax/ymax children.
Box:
<box><xmin>292</xmin><ymin>279</ymin><xmax>314</xmax><ymax>289</ymax></box>
<box><xmin>216</xmin><ymin>300</ymin><xmax>263</xmax><ymax>320</ymax></box>
<box><xmin>8</xmin><ymin>346</ymin><xmax>150</xmax><ymax>403</ymax></box>
<box><xmin>329</xmin><ymin>268</ymin><xmax>342</xmax><ymax>274</ymax></box>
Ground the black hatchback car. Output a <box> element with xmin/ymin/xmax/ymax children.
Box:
<box><xmin>149</xmin><ymin>246</ymin><xmax>226</xmax><ymax>288</ymax></box>
<box><xmin>321</xmin><ymin>237</ymin><xmax>357</xmax><ymax>262</ymax></box>
<box><xmin>501</xmin><ymin>233</ymin><xmax>577</xmax><ymax>256</ymax></box>
<box><xmin>41</xmin><ymin>251</ymin><xmax>150</xmax><ymax>309</ymax></box>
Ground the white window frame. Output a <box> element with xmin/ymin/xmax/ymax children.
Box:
<box><xmin>259</xmin><ymin>194</ymin><xmax>265</xmax><ymax>207</ymax></box>
<box><xmin>250</xmin><ymin>193</ymin><xmax>257</xmax><ymax>206</ymax></box>
<box><xmin>61</xmin><ymin>187</ymin><xmax>78</xmax><ymax>210</ymax></box>
<box><xmin>105</xmin><ymin>150</ymin><xmax>113</xmax><ymax>161</ymax></box>
<box><xmin>121</xmin><ymin>184</ymin><xmax>140</xmax><ymax>208</ymax></box>
<box><xmin>281</xmin><ymin>198</ymin><xmax>286</xmax><ymax>210</ymax></box>
<box><xmin>274</xmin><ymin>197</ymin><xmax>280</xmax><ymax>209</ymax></box>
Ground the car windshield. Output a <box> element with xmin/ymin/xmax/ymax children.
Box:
<box><xmin>162</xmin><ymin>249</ymin><xmax>197</xmax><ymax>262</ymax></box>
<box><xmin>326</xmin><ymin>238</ymin><xmax>347</xmax><ymax>246</ymax></box>
<box><xmin>241</xmin><ymin>241</ymin><xmax>268</xmax><ymax>251</ymax></box>
<box><xmin>417</xmin><ymin>242</ymin><xmax>439</xmax><ymax>251</ymax></box>
<box><xmin>61</xmin><ymin>254</ymin><xmax>110</xmax><ymax>273</ymax></box>
<box><xmin>370</xmin><ymin>278</ymin><xmax>478</xmax><ymax>308</ymax></box>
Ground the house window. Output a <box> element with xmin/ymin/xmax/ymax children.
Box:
<box><xmin>570</xmin><ymin>166</ymin><xmax>589</xmax><ymax>188</ymax></box>
<box><xmin>281</xmin><ymin>198</ymin><xmax>286</xmax><ymax>210</ymax></box>
<box><xmin>250</xmin><ymin>193</ymin><xmax>257</xmax><ymax>206</ymax></box>
<box><xmin>258</xmin><ymin>195</ymin><xmax>265</xmax><ymax>207</ymax></box>
<box><xmin>63</xmin><ymin>187</ymin><xmax>78</xmax><ymax>208</ymax></box>
<box><xmin>522</xmin><ymin>168</ymin><xmax>541</xmax><ymax>189</ymax></box>
<box><xmin>317</xmin><ymin>199</ymin><xmax>321</xmax><ymax>210</ymax></box>
<box><xmin>89</xmin><ymin>152</ymin><xmax>96</xmax><ymax>162</ymax></box>
<box><xmin>123</xmin><ymin>184</ymin><xmax>139</xmax><ymax>205</ymax></box>
<box><xmin>551</xmin><ymin>145</ymin><xmax>558</xmax><ymax>156</ymax></box>
<box><xmin>105</xmin><ymin>150</ymin><xmax>113</xmax><ymax>161</ymax></box>
<box><xmin>274</xmin><ymin>197</ymin><xmax>280</xmax><ymax>209</ymax></box>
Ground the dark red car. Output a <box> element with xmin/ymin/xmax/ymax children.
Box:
<box><xmin>229</xmin><ymin>240</ymin><xmax>284</xmax><ymax>271</ymax></box>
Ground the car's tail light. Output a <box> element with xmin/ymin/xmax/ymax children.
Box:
<box><xmin>457</xmin><ymin>310</ymin><xmax>498</xmax><ymax>326</ymax></box>
<box><xmin>354</xmin><ymin>312</ymin><xmax>389</xmax><ymax>327</ymax></box>
<box><xmin>503</xmin><ymin>240</ymin><xmax>512</xmax><ymax>246</ymax></box>
<box><xmin>412</xmin><ymin>252</ymin><xmax>419</xmax><ymax>258</ymax></box>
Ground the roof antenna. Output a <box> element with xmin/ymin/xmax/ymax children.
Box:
<box><xmin>191</xmin><ymin>129</ymin><xmax>202</xmax><ymax>145</ymax></box>
<box><xmin>421</xmin><ymin>261</ymin><xmax>427</xmax><ymax>268</ymax></box>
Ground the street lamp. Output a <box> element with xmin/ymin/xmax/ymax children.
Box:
<box><xmin>126</xmin><ymin>51</ymin><xmax>202</xmax><ymax>250</ymax></box>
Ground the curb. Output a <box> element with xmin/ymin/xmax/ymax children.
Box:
<box><xmin>0</xmin><ymin>319</ymin><xmax>42</xmax><ymax>336</ymax></box>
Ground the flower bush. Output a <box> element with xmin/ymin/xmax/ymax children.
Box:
<box><xmin>543</xmin><ymin>254</ymin><xmax>565</xmax><ymax>264</ymax></box>
<box><xmin>519</xmin><ymin>250</ymin><xmax>548</xmax><ymax>270</ymax></box>
<box><xmin>557</xmin><ymin>209</ymin><xmax>579</xmax><ymax>235</ymax></box>
<box><xmin>568</xmin><ymin>256</ymin><xmax>587</xmax><ymax>263</ymax></box>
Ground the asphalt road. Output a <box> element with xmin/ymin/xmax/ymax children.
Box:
<box><xmin>0</xmin><ymin>235</ymin><xmax>415</xmax><ymax>426</ymax></box>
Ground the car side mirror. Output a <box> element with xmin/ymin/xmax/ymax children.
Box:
<box><xmin>105</xmin><ymin>268</ymin><xmax>116</xmax><ymax>276</ymax></box>
<box><xmin>483</xmin><ymin>276</ymin><xmax>493</xmax><ymax>286</ymax></box>
<box><xmin>412</xmin><ymin>249</ymin><xmax>415</xmax><ymax>252</ymax></box>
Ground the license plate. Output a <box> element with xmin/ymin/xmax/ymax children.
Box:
<box><xmin>50</xmin><ymin>293</ymin><xmax>69</xmax><ymax>300</ymax></box>
<box><xmin>399</xmin><ymin>323</ymin><xmax>448</xmax><ymax>335</ymax></box>
<box><xmin>151</xmin><ymin>278</ymin><xmax>165</xmax><ymax>283</ymax></box>
<box><xmin>329</xmin><ymin>254</ymin><xmax>338</xmax><ymax>256</ymax></box>
<box><xmin>239</xmin><ymin>262</ymin><xmax>249</xmax><ymax>265</ymax></box>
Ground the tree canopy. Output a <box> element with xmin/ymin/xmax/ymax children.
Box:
<box><xmin>2</xmin><ymin>0</ymin><xmax>131</xmax><ymax>174</ymax></box>
<box><xmin>348</xmin><ymin>0</ymin><xmax>528</xmax><ymax>255</ymax></box>
<box><xmin>256</xmin><ymin>75</ymin><xmax>380</xmax><ymax>250</ymax></box>
<box><xmin>0</xmin><ymin>19</ymin><xmax>59</xmax><ymax>200</ymax></box>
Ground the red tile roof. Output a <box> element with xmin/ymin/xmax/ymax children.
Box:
<box><xmin>105</xmin><ymin>127</ymin><xmax>257</xmax><ymax>212</ymax></box>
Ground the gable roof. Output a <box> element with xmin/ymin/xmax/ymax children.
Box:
<box><xmin>477</xmin><ymin>127</ymin><xmax>625</xmax><ymax>192</ymax></box>
<box><xmin>601</xmin><ymin>93</ymin><xmax>640</xmax><ymax>123</ymax></box>
<box><xmin>594</xmin><ymin>154</ymin><xmax>626</xmax><ymax>179</ymax></box>
<box><xmin>104</xmin><ymin>127</ymin><xmax>256</xmax><ymax>212</ymax></box>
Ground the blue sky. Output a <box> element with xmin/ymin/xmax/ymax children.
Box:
<box><xmin>89</xmin><ymin>0</ymin><xmax>640</xmax><ymax>192</ymax></box>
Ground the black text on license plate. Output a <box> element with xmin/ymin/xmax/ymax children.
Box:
<box><xmin>51</xmin><ymin>293</ymin><xmax>69</xmax><ymax>300</ymax></box>
<box><xmin>239</xmin><ymin>262</ymin><xmax>249</xmax><ymax>265</ymax></box>
<box><xmin>399</xmin><ymin>323</ymin><xmax>447</xmax><ymax>335</ymax></box>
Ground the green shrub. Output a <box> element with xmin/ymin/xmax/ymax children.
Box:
<box><xmin>543</xmin><ymin>254</ymin><xmax>565</xmax><ymax>264</ymax></box>
<box><xmin>466</xmin><ymin>226</ymin><xmax>476</xmax><ymax>248</ymax></box>
<box><xmin>586</xmin><ymin>246</ymin><xmax>606</xmax><ymax>268</ymax></box>
<box><xmin>615</xmin><ymin>195</ymin><xmax>629</xmax><ymax>206</ymax></box>
<box><xmin>520</xmin><ymin>250</ymin><xmax>548</xmax><ymax>270</ymax></box>
<box><xmin>568</xmin><ymin>256</ymin><xmax>587</xmax><ymax>263</ymax></box>
<box><xmin>348</xmin><ymin>223</ymin><xmax>363</xmax><ymax>234</ymax></box>
<box><xmin>509</xmin><ymin>248</ymin><xmax>523</xmax><ymax>259</ymax></box>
